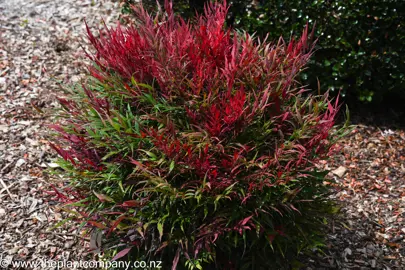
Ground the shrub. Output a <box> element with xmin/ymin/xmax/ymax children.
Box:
<box><xmin>231</xmin><ymin>0</ymin><xmax>405</xmax><ymax>103</ymax></box>
<box><xmin>49</xmin><ymin>1</ymin><xmax>347</xmax><ymax>269</ymax></box>
<box><xmin>122</xmin><ymin>0</ymin><xmax>405</xmax><ymax>103</ymax></box>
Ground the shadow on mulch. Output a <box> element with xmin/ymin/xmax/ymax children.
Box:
<box><xmin>302</xmin><ymin>97</ymin><xmax>405</xmax><ymax>269</ymax></box>
<box><xmin>336</xmin><ymin>95</ymin><xmax>405</xmax><ymax>129</ymax></box>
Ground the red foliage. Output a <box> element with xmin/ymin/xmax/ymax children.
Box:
<box><xmin>78</xmin><ymin>1</ymin><xmax>340</xmax><ymax>195</ymax></box>
<box><xmin>50</xmin><ymin>1</ymin><xmax>342</xmax><ymax>266</ymax></box>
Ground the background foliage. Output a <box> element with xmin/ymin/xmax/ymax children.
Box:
<box><xmin>121</xmin><ymin>0</ymin><xmax>405</xmax><ymax>104</ymax></box>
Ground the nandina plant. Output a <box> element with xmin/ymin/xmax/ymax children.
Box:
<box><xmin>49</xmin><ymin>1</ymin><xmax>347</xmax><ymax>269</ymax></box>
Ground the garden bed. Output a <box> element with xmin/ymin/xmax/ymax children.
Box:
<box><xmin>0</xmin><ymin>0</ymin><xmax>403</xmax><ymax>269</ymax></box>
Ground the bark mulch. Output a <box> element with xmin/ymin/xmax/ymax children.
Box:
<box><xmin>305</xmin><ymin>120</ymin><xmax>405</xmax><ymax>269</ymax></box>
<box><xmin>0</xmin><ymin>0</ymin><xmax>120</xmax><ymax>268</ymax></box>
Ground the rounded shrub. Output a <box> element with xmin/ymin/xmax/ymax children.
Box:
<box><xmin>49</xmin><ymin>1</ymin><xmax>347</xmax><ymax>269</ymax></box>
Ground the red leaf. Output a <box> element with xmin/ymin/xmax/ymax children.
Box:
<box><xmin>107</xmin><ymin>215</ymin><xmax>127</xmax><ymax>237</ymax></box>
<box><xmin>88</xmin><ymin>221</ymin><xmax>106</xmax><ymax>229</ymax></box>
<box><xmin>289</xmin><ymin>203</ymin><xmax>301</xmax><ymax>214</ymax></box>
<box><xmin>267</xmin><ymin>233</ymin><xmax>276</xmax><ymax>244</ymax></box>
<box><xmin>154</xmin><ymin>241</ymin><xmax>169</xmax><ymax>255</ymax></box>
<box><xmin>112</xmin><ymin>247</ymin><xmax>132</xmax><ymax>261</ymax></box>
<box><xmin>121</xmin><ymin>200</ymin><xmax>140</xmax><ymax>207</ymax></box>
<box><xmin>172</xmin><ymin>247</ymin><xmax>181</xmax><ymax>270</ymax></box>
<box><xmin>240</xmin><ymin>215</ymin><xmax>253</xmax><ymax>226</ymax></box>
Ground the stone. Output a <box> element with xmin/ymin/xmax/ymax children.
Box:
<box><xmin>332</xmin><ymin>166</ymin><xmax>347</xmax><ymax>178</ymax></box>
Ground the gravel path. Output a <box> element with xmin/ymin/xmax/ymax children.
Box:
<box><xmin>0</xmin><ymin>1</ymin><xmax>404</xmax><ymax>270</ymax></box>
<box><xmin>0</xmin><ymin>1</ymin><xmax>119</xmax><ymax>268</ymax></box>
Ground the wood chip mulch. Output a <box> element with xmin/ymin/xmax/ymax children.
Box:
<box><xmin>304</xmin><ymin>116</ymin><xmax>405</xmax><ymax>269</ymax></box>
<box><xmin>0</xmin><ymin>0</ymin><xmax>120</xmax><ymax>269</ymax></box>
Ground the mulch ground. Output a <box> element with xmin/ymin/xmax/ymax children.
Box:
<box><xmin>0</xmin><ymin>0</ymin><xmax>120</xmax><ymax>268</ymax></box>
<box><xmin>305</xmin><ymin>120</ymin><xmax>405</xmax><ymax>269</ymax></box>
<box><xmin>0</xmin><ymin>1</ymin><xmax>404</xmax><ymax>269</ymax></box>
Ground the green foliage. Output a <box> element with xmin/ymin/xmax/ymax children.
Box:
<box><xmin>49</xmin><ymin>1</ymin><xmax>348</xmax><ymax>269</ymax></box>
<box><xmin>231</xmin><ymin>0</ymin><xmax>405</xmax><ymax>103</ymax></box>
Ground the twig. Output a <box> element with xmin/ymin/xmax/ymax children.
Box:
<box><xmin>1</xmin><ymin>162</ymin><xmax>14</xmax><ymax>174</ymax></box>
<box><xmin>27</xmin><ymin>204</ymin><xmax>48</xmax><ymax>215</ymax></box>
<box><xmin>20</xmin><ymin>223</ymin><xmax>47</xmax><ymax>237</ymax></box>
<box><xmin>0</xmin><ymin>67</ymin><xmax>9</xmax><ymax>76</ymax></box>
<box><xmin>0</xmin><ymin>182</ymin><xmax>16</xmax><ymax>195</ymax></box>
<box><xmin>0</xmin><ymin>178</ymin><xmax>14</xmax><ymax>199</ymax></box>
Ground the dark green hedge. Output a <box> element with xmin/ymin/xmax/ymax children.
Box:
<box><xmin>121</xmin><ymin>0</ymin><xmax>405</xmax><ymax>103</ymax></box>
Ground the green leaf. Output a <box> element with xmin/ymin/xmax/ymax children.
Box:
<box><xmin>169</xmin><ymin>160</ymin><xmax>175</xmax><ymax>172</ymax></box>
<box><xmin>139</xmin><ymin>149</ymin><xmax>158</xmax><ymax>160</ymax></box>
<box><xmin>157</xmin><ymin>222</ymin><xmax>164</xmax><ymax>241</ymax></box>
